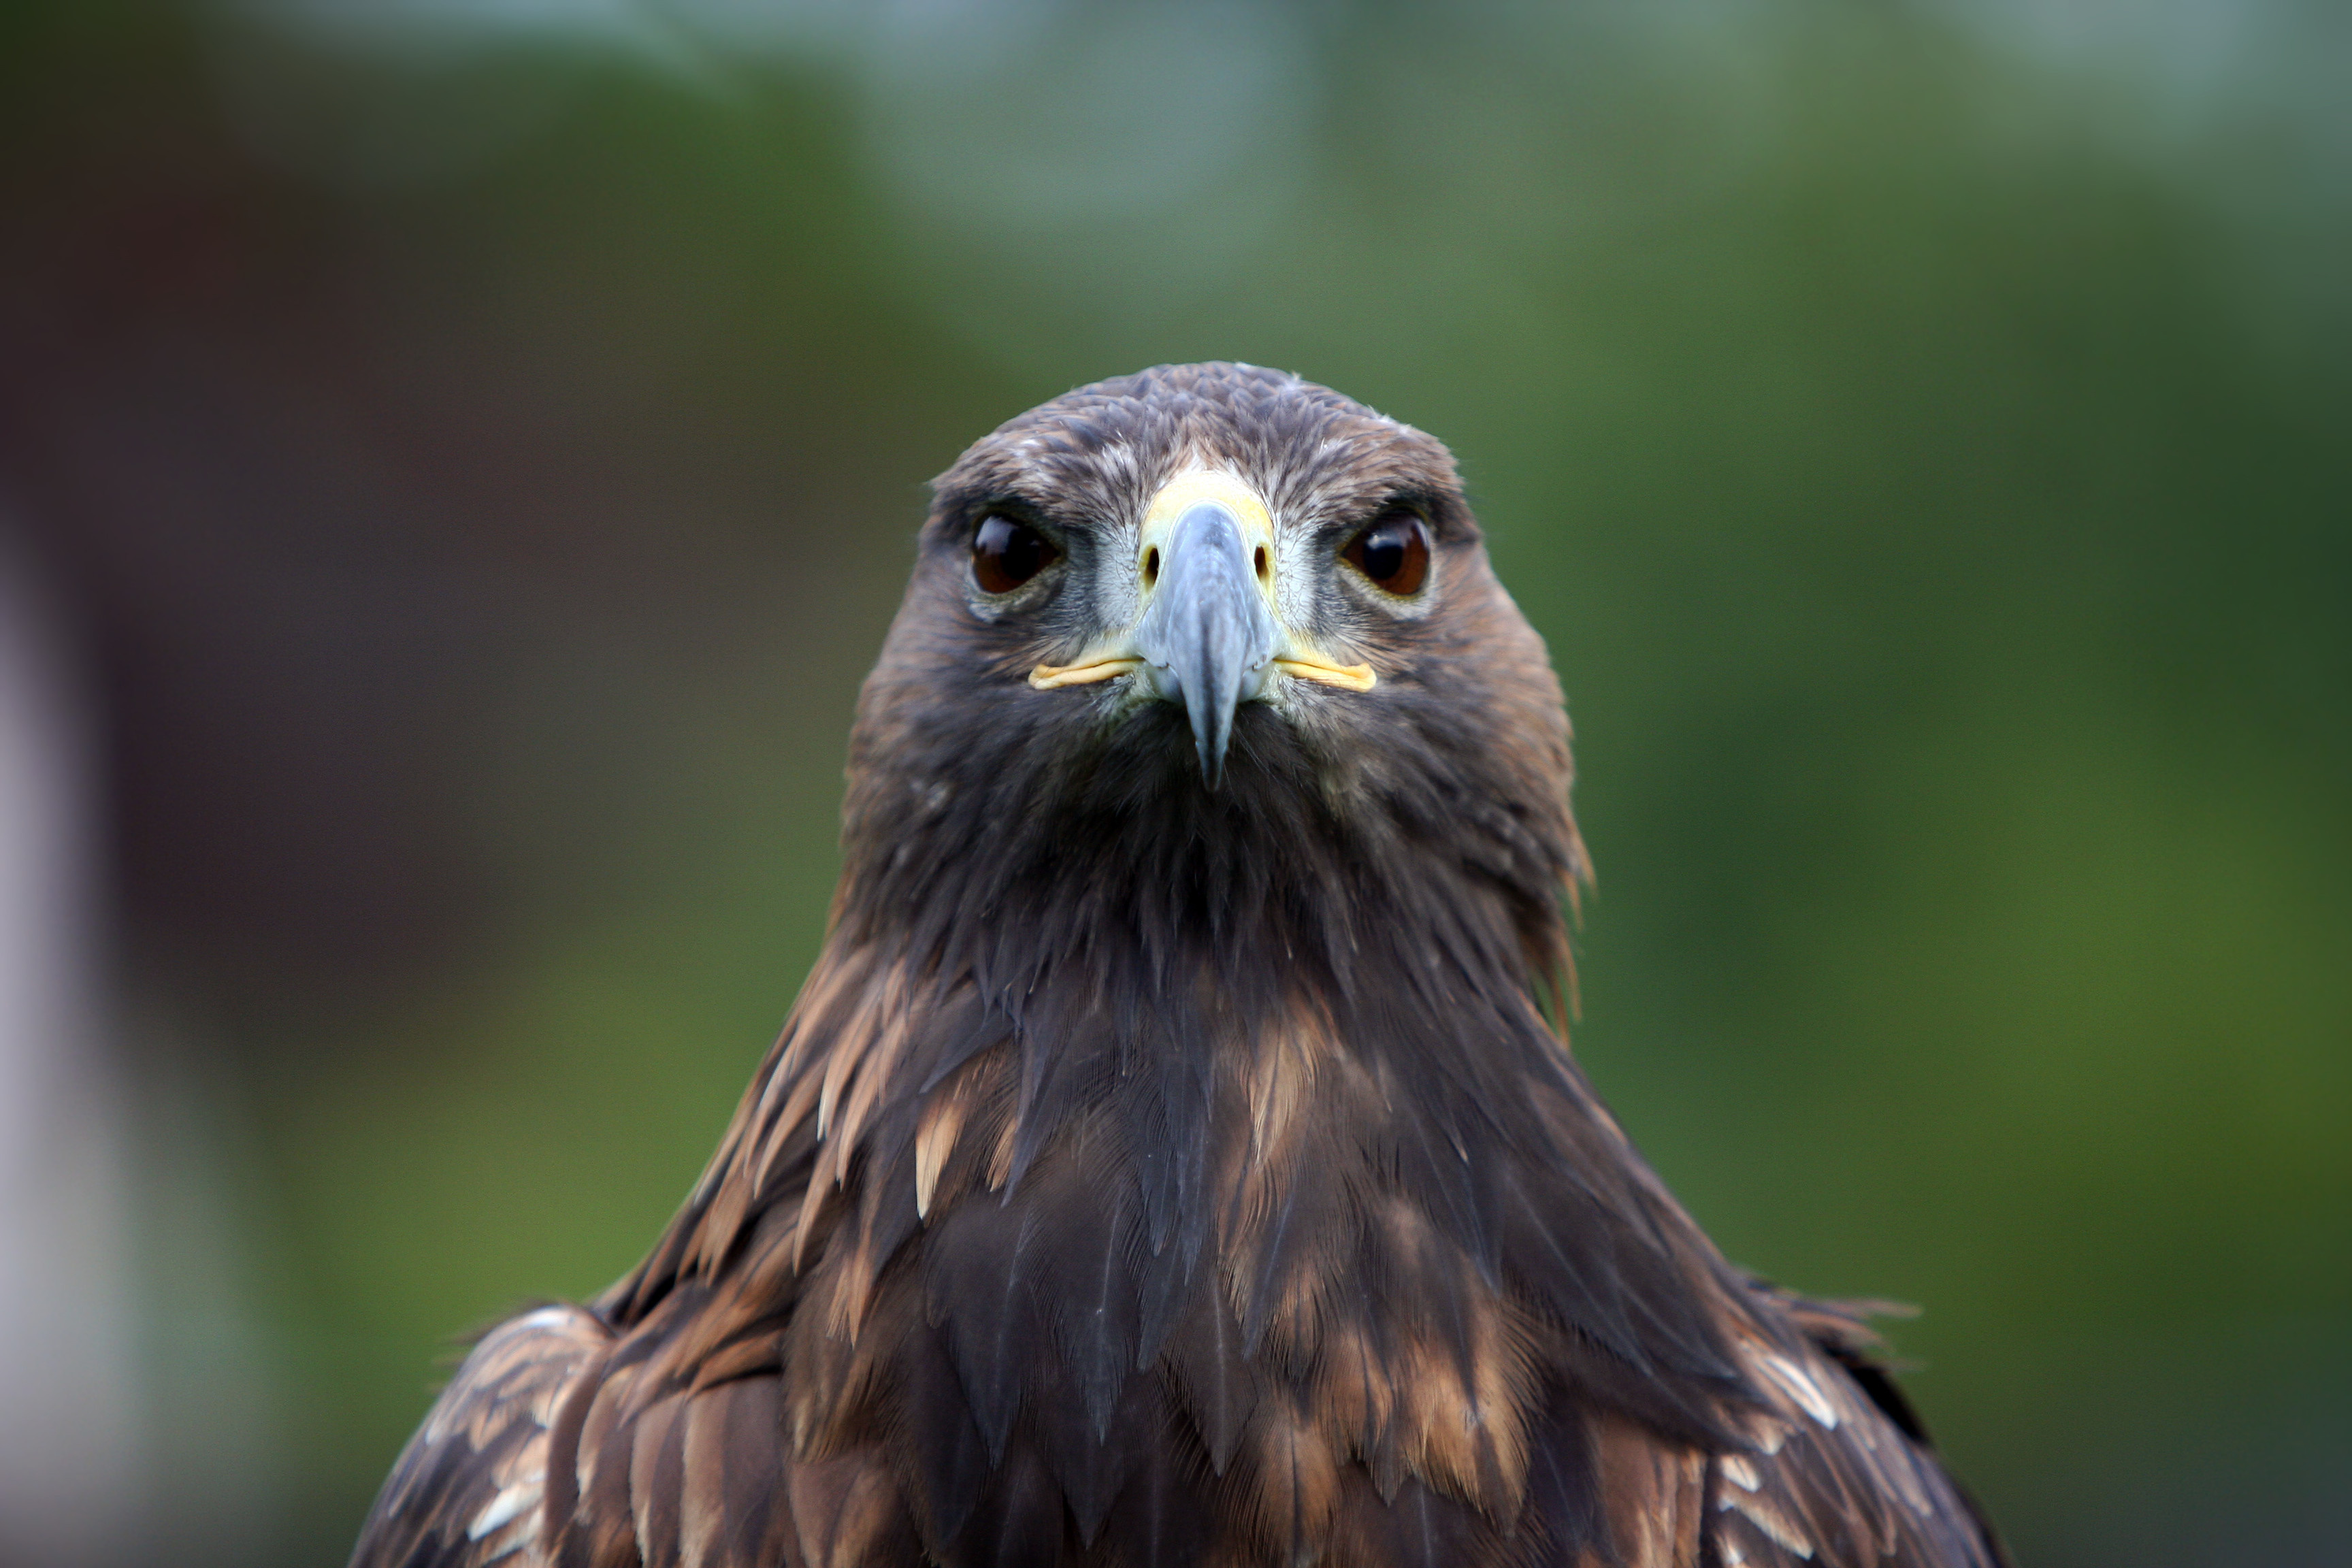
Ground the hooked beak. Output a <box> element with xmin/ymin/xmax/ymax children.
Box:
<box><xmin>1133</xmin><ymin>500</ymin><xmax>1279</xmax><ymax>787</ymax></box>
<box><xmin>1028</xmin><ymin>469</ymin><xmax>1377</xmax><ymax>787</ymax></box>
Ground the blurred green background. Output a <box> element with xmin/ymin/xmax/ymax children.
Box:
<box><xmin>0</xmin><ymin>1</ymin><xmax>2343</xmax><ymax>1564</ymax></box>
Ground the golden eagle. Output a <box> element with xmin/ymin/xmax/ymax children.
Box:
<box><xmin>351</xmin><ymin>363</ymin><xmax>2007</xmax><ymax>1567</ymax></box>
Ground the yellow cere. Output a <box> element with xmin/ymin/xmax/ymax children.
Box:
<box><xmin>1135</xmin><ymin>468</ymin><xmax>1277</xmax><ymax>566</ymax></box>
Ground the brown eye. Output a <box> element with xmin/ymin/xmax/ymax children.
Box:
<box><xmin>1341</xmin><ymin>510</ymin><xmax>1431</xmax><ymax>595</ymax></box>
<box><xmin>972</xmin><ymin>514</ymin><xmax>1059</xmax><ymax>593</ymax></box>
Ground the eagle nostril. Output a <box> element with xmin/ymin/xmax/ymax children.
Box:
<box><xmin>1254</xmin><ymin>545</ymin><xmax>1268</xmax><ymax>581</ymax></box>
<box><xmin>1144</xmin><ymin>547</ymin><xmax>1160</xmax><ymax>587</ymax></box>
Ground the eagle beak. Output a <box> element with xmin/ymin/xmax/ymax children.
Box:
<box><xmin>1133</xmin><ymin>500</ymin><xmax>1279</xmax><ymax>787</ymax></box>
<box><xmin>1026</xmin><ymin>469</ymin><xmax>1378</xmax><ymax>787</ymax></box>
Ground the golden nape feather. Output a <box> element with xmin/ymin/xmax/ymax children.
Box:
<box><xmin>351</xmin><ymin>364</ymin><xmax>2008</xmax><ymax>1568</ymax></box>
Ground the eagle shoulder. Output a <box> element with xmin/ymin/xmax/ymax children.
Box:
<box><xmin>1695</xmin><ymin>1287</ymin><xmax>2012</xmax><ymax>1568</ymax></box>
<box><xmin>350</xmin><ymin>1304</ymin><xmax>610</xmax><ymax>1568</ymax></box>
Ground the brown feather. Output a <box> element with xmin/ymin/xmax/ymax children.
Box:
<box><xmin>627</xmin><ymin>1392</ymin><xmax>687</xmax><ymax>1567</ymax></box>
<box><xmin>913</xmin><ymin>1073</ymin><xmax>971</xmax><ymax>1220</ymax></box>
<box><xmin>785</xmin><ymin>1450</ymin><xmax>902</xmax><ymax>1568</ymax></box>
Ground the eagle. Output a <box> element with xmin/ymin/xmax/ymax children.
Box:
<box><xmin>350</xmin><ymin>363</ymin><xmax>2007</xmax><ymax>1568</ymax></box>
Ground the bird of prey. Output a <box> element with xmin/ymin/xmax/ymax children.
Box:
<box><xmin>351</xmin><ymin>363</ymin><xmax>2007</xmax><ymax>1568</ymax></box>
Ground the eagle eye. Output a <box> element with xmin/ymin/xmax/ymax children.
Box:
<box><xmin>972</xmin><ymin>514</ymin><xmax>1059</xmax><ymax>594</ymax></box>
<box><xmin>1341</xmin><ymin>510</ymin><xmax>1431</xmax><ymax>596</ymax></box>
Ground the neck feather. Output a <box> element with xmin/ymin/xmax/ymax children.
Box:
<box><xmin>611</xmin><ymin>743</ymin><xmax>1762</xmax><ymax>1460</ymax></box>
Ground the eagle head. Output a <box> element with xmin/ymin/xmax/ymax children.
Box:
<box><xmin>843</xmin><ymin>361</ymin><xmax>1586</xmax><ymax>1004</ymax></box>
